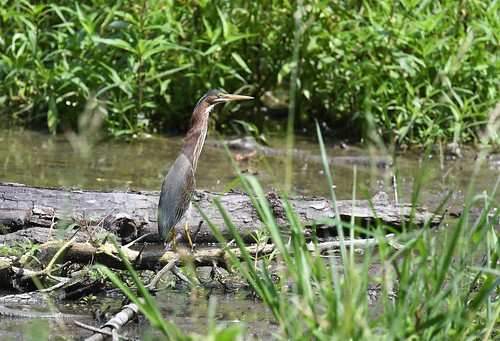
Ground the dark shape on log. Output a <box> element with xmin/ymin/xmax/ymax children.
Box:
<box><xmin>206</xmin><ymin>137</ymin><xmax>394</xmax><ymax>169</ymax></box>
<box><xmin>0</xmin><ymin>182</ymin><xmax>442</xmax><ymax>245</ymax></box>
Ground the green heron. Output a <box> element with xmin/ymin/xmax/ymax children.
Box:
<box><xmin>158</xmin><ymin>90</ymin><xmax>254</xmax><ymax>249</ymax></box>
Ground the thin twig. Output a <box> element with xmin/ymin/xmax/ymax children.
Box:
<box><xmin>74</xmin><ymin>321</ymin><xmax>114</xmax><ymax>336</ymax></box>
<box><xmin>309</xmin><ymin>234</ymin><xmax>403</xmax><ymax>253</ymax></box>
<box><xmin>171</xmin><ymin>266</ymin><xmax>198</xmax><ymax>286</ymax></box>
<box><xmin>46</xmin><ymin>214</ymin><xmax>57</xmax><ymax>242</ymax></box>
<box><xmin>146</xmin><ymin>253</ymin><xmax>180</xmax><ymax>290</ymax></box>
<box><xmin>124</xmin><ymin>233</ymin><xmax>154</xmax><ymax>248</ymax></box>
<box><xmin>75</xmin><ymin>321</ymin><xmax>136</xmax><ymax>341</ymax></box>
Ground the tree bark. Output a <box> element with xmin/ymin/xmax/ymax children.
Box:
<box><xmin>0</xmin><ymin>182</ymin><xmax>442</xmax><ymax>245</ymax></box>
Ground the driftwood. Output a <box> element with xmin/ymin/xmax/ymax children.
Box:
<box><xmin>0</xmin><ymin>182</ymin><xmax>442</xmax><ymax>245</ymax></box>
<box><xmin>79</xmin><ymin>303</ymin><xmax>139</xmax><ymax>341</ymax></box>
<box><xmin>0</xmin><ymin>180</ymin><xmax>440</xmax><ymax>332</ymax></box>
<box><xmin>0</xmin><ymin>239</ymin><xmax>399</xmax><ymax>322</ymax></box>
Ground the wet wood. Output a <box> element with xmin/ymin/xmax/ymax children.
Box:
<box><xmin>81</xmin><ymin>303</ymin><xmax>139</xmax><ymax>341</ymax></box>
<box><xmin>0</xmin><ymin>234</ymin><xmax>401</xmax><ymax>278</ymax></box>
<box><xmin>0</xmin><ymin>292</ymin><xmax>49</xmax><ymax>305</ymax></box>
<box><xmin>0</xmin><ymin>305</ymin><xmax>87</xmax><ymax>319</ymax></box>
<box><xmin>0</xmin><ymin>182</ymin><xmax>442</xmax><ymax>245</ymax></box>
<box><xmin>0</xmin><ymin>242</ymin><xmax>228</xmax><ymax>290</ymax></box>
<box><xmin>0</xmin><ymin>227</ymin><xmax>401</xmax><ymax>296</ymax></box>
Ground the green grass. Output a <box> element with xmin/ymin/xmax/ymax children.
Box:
<box><xmin>195</xmin><ymin>122</ymin><xmax>499</xmax><ymax>339</ymax></box>
<box><xmin>1</xmin><ymin>0</ymin><xmax>498</xmax><ymax>147</ymax></box>
<box><xmin>98</xmin><ymin>120</ymin><xmax>499</xmax><ymax>339</ymax></box>
<box><xmin>98</xmin><ymin>237</ymin><xmax>245</xmax><ymax>340</ymax></box>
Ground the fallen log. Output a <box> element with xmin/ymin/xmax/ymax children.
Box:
<box><xmin>0</xmin><ymin>182</ymin><xmax>442</xmax><ymax>245</ymax></box>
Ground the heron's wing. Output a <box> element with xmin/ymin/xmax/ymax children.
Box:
<box><xmin>158</xmin><ymin>154</ymin><xmax>196</xmax><ymax>241</ymax></box>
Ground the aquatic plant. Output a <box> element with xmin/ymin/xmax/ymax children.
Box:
<box><xmin>90</xmin><ymin>1</ymin><xmax>499</xmax><ymax>336</ymax></box>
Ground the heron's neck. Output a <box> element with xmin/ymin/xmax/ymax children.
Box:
<box><xmin>182</xmin><ymin>104</ymin><xmax>214</xmax><ymax>170</ymax></box>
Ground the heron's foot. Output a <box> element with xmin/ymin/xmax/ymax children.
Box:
<box><xmin>164</xmin><ymin>240</ymin><xmax>176</xmax><ymax>252</ymax></box>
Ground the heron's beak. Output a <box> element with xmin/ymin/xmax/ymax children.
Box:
<box><xmin>222</xmin><ymin>94</ymin><xmax>254</xmax><ymax>102</ymax></box>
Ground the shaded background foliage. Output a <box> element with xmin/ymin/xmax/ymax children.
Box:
<box><xmin>0</xmin><ymin>0</ymin><xmax>498</xmax><ymax>146</ymax></box>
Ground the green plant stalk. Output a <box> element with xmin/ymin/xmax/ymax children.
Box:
<box><xmin>285</xmin><ymin>0</ymin><xmax>303</xmax><ymax>192</ymax></box>
<box><xmin>350</xmin><ymin>166</ymin><xmax>357</xmax><ymax>265</ymax></box>
<box><xmin>315</xmin><ymin>120</ymin><xmax>348</xmax><ymax>265</ymax></box>
<box><xmin>201</xmin><ymin>197</ymin><xmax>300</xmax><ymax>338</ymax></box>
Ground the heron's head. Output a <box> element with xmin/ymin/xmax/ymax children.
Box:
<box><xmin>195</xmin><ymin>90</ymin><xmax>254</xmax><ymax>109</ymax></box>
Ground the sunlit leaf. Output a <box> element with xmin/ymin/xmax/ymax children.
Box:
<box><xmin>231</xmin><ymin>52</ymin><xmax>251</xmax><ymax>74</ymax></box>
<box><xmin>92</xmin><ymin>37</ymin><xmax>136</xmax><ymax>53</ymax></box>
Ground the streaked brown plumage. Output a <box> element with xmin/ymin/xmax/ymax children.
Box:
<box><xmin>158</xmin><ymin>90</ymin><xmax>254</xmax><ymax>248</ymax></box>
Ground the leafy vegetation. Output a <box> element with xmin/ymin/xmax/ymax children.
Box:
<box><xmin>0</xmin><ymin>0</ymin><xmax>498</xmax><ymax>147</ymax></box>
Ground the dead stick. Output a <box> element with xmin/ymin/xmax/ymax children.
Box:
<box><xmin>84</xmin><ymin>303</ymin><xmax>139</xmax><ymax>341</ymax></box>
<box><xmin>21</xmin><ymin>238</ymin><xmax>75</xmax><ymax>282</ymax></box>
<box><xmin>310</xmin><ymin>234</ymin><xmax>403</xmax><ymax>253</ymax></box>
<box><xmin>146</xmin><ymin>254</ymin><xmax>180</xmax><ymax>290</ymax></box>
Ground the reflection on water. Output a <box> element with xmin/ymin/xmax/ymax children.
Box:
<box><xmin>1</xmin><ymin>128</ymin><xmax>498</xmax><ymax>210</ymax></box>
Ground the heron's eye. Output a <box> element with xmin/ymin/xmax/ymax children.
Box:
<box><xmin>218</xmin><ymin>93</ymin><xmax>225</xmax><ymax>98</ymax></box>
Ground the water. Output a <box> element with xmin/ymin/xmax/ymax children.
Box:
<box><xmin>1</xmin><ymin>128</ymin><xmax>390</xmax><ymax>196</ymax></box>
<box><xmin>0</xmin><ymin>128</ymin><xmax>498</xmax><ymax>339</ymax></box>
<box><xmin>2</xmin><ymin>128</ymin><xmax>498</xmax><ymax>208</ymax></box>
<box><xmin>0</xmin><ymin>290</ymin><xmax>277</xmax><ymax>340</ymax></box>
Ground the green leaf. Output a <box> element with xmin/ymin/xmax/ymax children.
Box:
<box><xmin>92</xmin><ymin>37</ymin><xmax>136</xmax><ymax>53</ymax></box>
<box><xmin>216</xmin><ymin>6</ymin><xmax>229</xmax><ymax>39</ymax></box>
<box><xmin>144</xmin><ymin>63</ymin><xmax>192</xmax><ymax>83</ymax></box>
<box><xmin>231</xmin><ymin>52</ymin><xmax>251</xmax><ymax>74</ymax></box>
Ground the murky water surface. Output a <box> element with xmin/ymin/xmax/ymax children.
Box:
<box><xmin>2</xmin><ymin>128</ymin><xmax>498</xmax><ymax>206</ymax></box>
<box><xmin>0</xmin><ymin>289</ymin><xmax>277</xmax><ymax>340</ymax></box>
<box><xmin>0</xmin><ymin>128</ymin><xmax>498</xmax><ymax>339</ymax></box>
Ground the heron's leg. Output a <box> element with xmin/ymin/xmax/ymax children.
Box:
<box><xmin>184</xmin><ymin>203</ymin><xmax>194</xmax><ymax>251</ymax></box>
<box><xmin>184</xmin><ymin>218</ymin><xmax>194</xmax><ymax>251</ymax></box>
